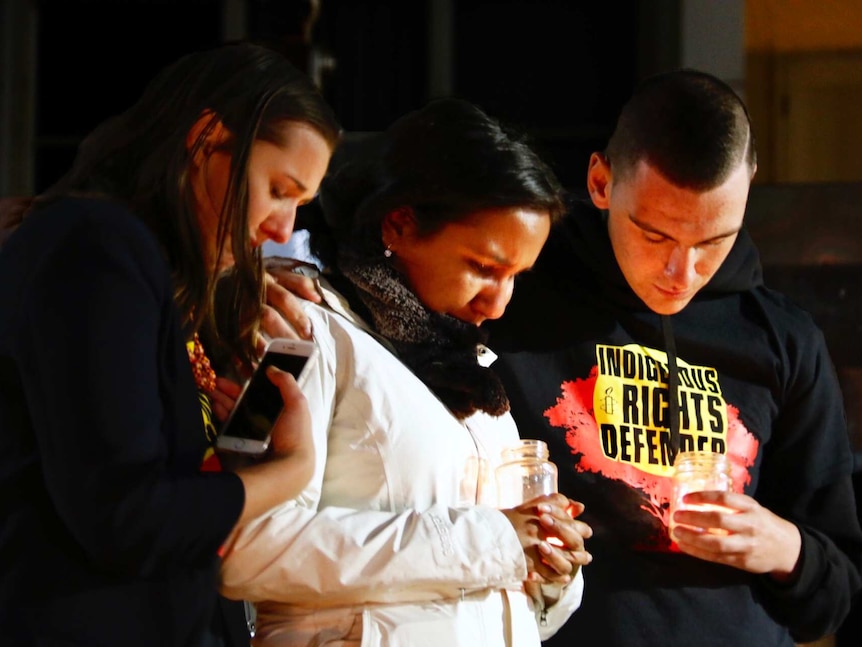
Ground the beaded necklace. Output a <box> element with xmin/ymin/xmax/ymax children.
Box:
<box><xmin>186</xmin><ymin>332</ymin><xmax>217</xmax><ymax>393</ymax></box>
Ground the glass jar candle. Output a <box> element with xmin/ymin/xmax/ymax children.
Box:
<box><xmin>495</xmin><ymin>439</ymin><xmax>558</xmax><ymax>507</ymax></box>
<box><xmin>669</xmin><ymin>450</ymin><xmax>733</xmax><ymax>540</ymax></box>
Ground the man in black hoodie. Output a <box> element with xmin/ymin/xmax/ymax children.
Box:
<box><xmin>487</xmin><ymin>69</ymin><xmax>862</xmax><ymax>646</ymax></box>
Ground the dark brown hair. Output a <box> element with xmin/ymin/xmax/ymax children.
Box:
<box><xmin>21</xmin><ymin>42</ymin><xmax>341</xmax><ymax>369</ymax></box>
<box><xmin>605</xmin><ymin>68</ymin><xmax>756</xmax><ymax>190</ymax></box>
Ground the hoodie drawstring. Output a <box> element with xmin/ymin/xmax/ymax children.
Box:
<box><xmin>661</xmin><ymin>315</ymin><xmax>680</xmax><ymax>464</ymax></box>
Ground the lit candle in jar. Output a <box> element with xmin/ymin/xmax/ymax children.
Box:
<box><xmin>669</xmin><ymin>451</ymin><xmax>734</xmax><ymax>540</ymax></box>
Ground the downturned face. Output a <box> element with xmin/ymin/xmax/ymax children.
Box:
<box><xmin>384</xmin><ymin>206</ymin><xmax>551</xmax><ymax>326</ymax></box>
<box><xmin>588</xmin><ymin>155</ymin><xmax>752</xmax><ymax>314</ymax></box>
<box><xmin>190</xmin><ymin>120</ymin><xmax>332</xmax><ymax>272</ymax></box>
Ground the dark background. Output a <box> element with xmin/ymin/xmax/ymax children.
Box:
<box><xmin>30</xmin><ymin>0</ymin><xmax>663</xmax><ymax>193</ymax></box>
<box><xmin>12</xmin><ymin>1</ymin><xmax>862</xmax><ymax>641</ymax></box>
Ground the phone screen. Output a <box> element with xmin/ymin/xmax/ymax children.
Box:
<box><xmin>222</xmin><ymin>350</ymin><xmax>311</xmax><ymax>442</ymax></box>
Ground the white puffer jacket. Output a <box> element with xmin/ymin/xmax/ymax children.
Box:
<box><xmin>219</xmin><ymin>279</ymin><xmax>584</xmax><ymax>646</ymax></box>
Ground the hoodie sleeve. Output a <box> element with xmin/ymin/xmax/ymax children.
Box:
<box><xmin>753</xmin><ymin>322</ymin><xmax>862</xmax><ymax>642</ymax></box>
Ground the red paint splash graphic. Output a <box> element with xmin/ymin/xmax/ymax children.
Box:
<box><xmin>545</xmin><ymin>367</ymin><xmax>759</xmax><ymax>533</ymax></box>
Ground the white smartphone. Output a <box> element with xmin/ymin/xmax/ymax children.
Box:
<box><xmin>216</xmin><ymin>338</ymin><xmax>318</xmax><ymax>455</ymax></box>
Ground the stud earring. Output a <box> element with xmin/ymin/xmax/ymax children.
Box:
<box><xmin>383</xmin><ymin>244</ymin><xmax>393</xmax><ymax>258</ymax></box>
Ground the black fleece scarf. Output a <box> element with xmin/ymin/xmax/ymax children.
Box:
<box><xmin>337</xmin><ymin>246</ymin><xmax>510</xmax><ymax>420</ymax></box>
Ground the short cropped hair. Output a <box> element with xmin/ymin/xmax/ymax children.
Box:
<box><xmin>605</xmin><ymin>69</ymin><xmax>756</xmax><ymax>190</ymax></box>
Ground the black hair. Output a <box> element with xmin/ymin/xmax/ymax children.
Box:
<box><xmin>605</xmin><ymin>68</ymin><xmax>756</xmax><ymax>190</ymax></box>
<box><xmin>308</xmin><ymin>97</ymin><xmax>565</xmax><ymax>270</ymax></box>
<box><xmin>37</xmin><ymin>41</ymin><xmax>341</xmax><ymax>369</ymax></box>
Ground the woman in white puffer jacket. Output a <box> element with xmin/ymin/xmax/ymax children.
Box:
<box><xmin>219</xmin><ymin>98</ymin><xmax>592</xmax><ymax>646</ymax></box>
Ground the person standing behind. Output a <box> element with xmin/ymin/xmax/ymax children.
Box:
<box><xmin>219</xmin><ymin>98</ymin><xmax>592</xmax><ymax>646</ymax></box>
<box><xmin>486</xmin><ymin>69</ymin><xmax>862</xmax><ymax>646</ymax></box>
<box><xmin>0</xmin><ymin>42</ymin><xmax>340</xmax><ymax>646</ymax></box>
